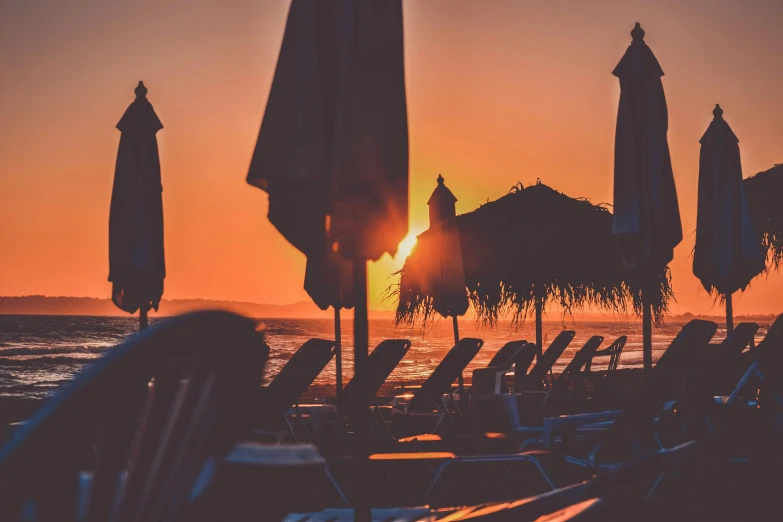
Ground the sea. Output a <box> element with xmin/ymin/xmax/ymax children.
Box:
<box><xmin>0</xmin><ymin>314</ymin><xmax>765</xmax><ymax>399</ymax></box>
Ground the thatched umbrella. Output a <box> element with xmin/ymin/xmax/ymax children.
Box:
<box><xmin>744</xmin><ymin>163</ymin><xmax>783</xmax><ymax>271</ymax></box>
<box><xmin>109</xmin><ymin>81</ymin><xmax>165</xmax><ymax>330</ymax></box>
<box><xmin>396</xmin><ymin>174</ymin><xmax>468</xmax><ymax>388</ymax></box>
<box><xmin>694</xmin><ymin>105</ymin><xmax>765</xmax><ymax>333</ymax></box>
<box><xmin>396</xmin><ymin>182</ymin><xmax>672</xmax><ymax>353</ymax></box>
<box><xmin>611</xmin><ymin>24</ymin><xmax>682</xmax><ymax>372</ymax></box>
<box><xmin>304</xmin><ymin>254</ymin><xmax>354</xmax><ymax>398</ymax></box>
<box><xmin>247</xmin><ymin>2</ymin><xmax>408</xmax><ymax>518</ymax></box>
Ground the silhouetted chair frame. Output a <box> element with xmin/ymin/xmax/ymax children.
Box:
<box><xmin>722</xmin><ymin>316</ymin><xmax>783</xmax><ymax>408</ymax></box>
<box><xmin>472</xmin><ymin>337</ymin><xmax>602</xmax><ymax>434</ymax></box>
<box><xmin>390</xmin><ymin>338</ymin><xmax>484</xmax><ymax>437</ymax></box>
<box><xmin>333</xmin><ymin>339</ymin><xmax>411</xmax><ymax>438</ymax></box>
<box><xmin>277</xmin><ymin>441</ymin><xmax>698</xmax><ymax>521</ymax></box>
<box><xmin>687</xmin><ymin>322</ymin><xmax>758</xmax><ymax>398</ymax></box>
<box><xmin>0</xmin><ymin>310</ymin><xmax>268</xmax><ymax>522</ymax></box>
<box><xmin>337</xmin><ymin>339</ymin><xmax>411</xmax><ymax>414</ymax></box>
<box><xmin>256</xmin><ymin>338</ymin><xmax>336</xmax><ymax>442</ymax></box>
<box><xmin>585</xmin><ymin>335</ymin><xmax>626</xmax><ymax>373</ymax></box>
<box><xmin>471</xmin><ymin>341</ymin><xmax>535</xmax><ymax>397</ymax></box>
<box><xmin>540</xmin><ymin>320</ymin><xmax>718</xmax><ymax>466</ymax></box>
<box><xmin>525</xmin><ymin>331</ymin><xmax>577</xmax><ymax>390</ymax></box>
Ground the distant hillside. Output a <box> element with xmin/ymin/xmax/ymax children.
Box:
<box><xmin>1</xmin><ymin>296</ymin><xmax>776</xmax><ymax>323</ymax></box>
<box><xmin>0</xmin><ymin>295</ymin><xmax>395</xmax><ymax>319</ymax></box>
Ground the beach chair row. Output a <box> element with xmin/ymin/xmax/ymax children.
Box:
<box><xmin>1</xmin><ymin>311</ymin><xmax>780</xmax><ymax>520</ymax></box>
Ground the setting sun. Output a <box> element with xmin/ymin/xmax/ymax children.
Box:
<box><xmin>396</xmin><ymin>233</ymin><xmax>419</xmax><ymax>261</ymax></box>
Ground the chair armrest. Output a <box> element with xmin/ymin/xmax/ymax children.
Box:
<box><xmin>542</xmin><ymin>410</ymin><xmax>622</xmax><ymax>449</ymax></box>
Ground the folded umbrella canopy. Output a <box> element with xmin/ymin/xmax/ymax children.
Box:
<box><xmin>304</xmin><ymin>253</ymin><xmax>354</xmax><ymax>398</ymax></box>
<box><xmin>247</xmin><ymin>3</ymin><xmax>408</xmax><ymax>517</ymax></box>
<box><xmin>247</xmin><ymin>1</ymin><xmax>408</xmax><ymax>263</ymax></box>
<box><xmin>109</xmin><ymin>82</ymin><xmax>165</xmax><ymax>329</ymax></box>
<box><xmin>397</xmin><ymin>174</ymin><xmax>468</xmax><ymax>388</ymax></box>
<box><xmin>693</xmin><ymin>104</ymin><xmax>765</xmax><ymax>333</ymax></box>
<box><xmin>612</xmin><ymin>24</ymin><xmax>682</xmax><ymax>372</ymax></box>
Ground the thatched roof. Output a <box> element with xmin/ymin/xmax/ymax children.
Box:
<box><xmin>744</xmin><ymin>164</ymin><xmax>783</xmax><ymax>271</ymax></box>
<box><xmin>395</xmin><ymin>182</ymin><xmax>673</xmax><ymax>326</ymax></box>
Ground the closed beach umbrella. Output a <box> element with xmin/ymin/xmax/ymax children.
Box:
<box><xmin>397</xmin><ymin>174</ymin><xmax>468</xmax><ymax>389</ymax></box>
<box><xmin>694</xmin><ymin>104</ymin><xmax>765</xmax><ymax>333</ymax></box>
<box><xmin>304</xmin><ymin>254</ymin><xmax>354</xmax><ymax>398</ymax></box>
<box><xmin>247</xmin><ymin>2</ymin><xmax>408</xmax><ymax>516</ymax></box>
<box><xmin>611</xmin><ymin>24</ymin><xmax>682</xmax><ymax>372</ymax></box>
<box><xmin>109</xmin><ymin>81</ymin><xmax>165</xmax><ymax>330</ymax></box>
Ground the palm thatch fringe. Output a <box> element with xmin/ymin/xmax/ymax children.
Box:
<box><xmin>394</xmin><ymin>182</ymin><xmax>673</xmax><ymax>328</ymax></box>
<box><xmin>744</xmin><ymin>164</ymin><xmax>783</xmax><ymax>271</ymax></box>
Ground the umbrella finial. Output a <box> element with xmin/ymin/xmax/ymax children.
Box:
<box><xmin>437</xmin><ymin>174</ymin><xmax>445</xmax><ymax>185</ymax></box>
<box><xmin>631</xmin><ymin>22</ymin><xmax>645</xmax><ymax>42</ymax></box>
<box><xmin>713</xmin><ymin>104</ymin><xmax>724</xmax><ymax>119</ymax></box>
<box><xmin>135</xmin><ymin>81</ymin><xmax>148</xmax><ymax>100</ymax></box>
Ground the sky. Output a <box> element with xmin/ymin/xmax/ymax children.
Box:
<box><xmin>1</xmin><ymin>0</ymin><xmax>782</xmax><ymax>318</ymax></box>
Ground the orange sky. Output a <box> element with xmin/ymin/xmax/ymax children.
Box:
<box><xmin>1</xmin><ymin>0</ymin><xmax>782</xmax><ymax>317</ymax></box>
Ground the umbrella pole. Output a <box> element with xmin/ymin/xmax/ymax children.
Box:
<box><xmin>453</xmin><ymin>316</ymin><xmax>464</xmax><ymax>393</ymax></box>
<box><xmin>535</xmin><ymin>294</ymin><xmax>543</xmax><ymax>361</ymax></box>
<box><xmin>335</xmin><ymin>307</ymin><xmax>343</xmax><ymax>399</ymax></box>
<box><xmin>642</xmin><ymin>295</ymin><xmax>653</xmax><ymax>374</ymax></box>
<box><xmin>140</xmin><ymin>305</ymin><xmax>149</xmax><ymax>330</ymax></box>
<box><xmin>726</xmin><ymin>293</ymin><xmax>734</xmax><ymax>335</ymax></box>
<box><xmin>352</xmin><ymin>259</ymin><xmax>370</xmax><ymax>522</ymax></box>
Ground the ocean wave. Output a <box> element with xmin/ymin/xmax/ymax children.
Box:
<box><xmin>0</xmin><ymin>380</ymin><xmax>72</xmax><ymax>391</ymax></box>
<box><xmin>0</xmin><ymin>356</ymin><xmax>91</xmax><ymax>367</ymax></box>
<box><xmin>0</xmin><ymin>346</ymin><xmax>107</xmax><ymax>356</ymax></box>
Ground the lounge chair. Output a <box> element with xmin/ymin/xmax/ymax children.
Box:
<box><xmin>581</xmin><ymin>336</ymin><xmax>626</xmax><ymax>405</ymax></box>
<box><xmin>524</xmin><ymin>330</ymin><xmax>576</xmax><ymax>390</ymax></box>
<box><xmin>0</xmin><ymin>311</ymin><xmax>268</xmax><ymax>522</ymax></box>
<box><xmin>539</xmin><ymin>336</ymin><xmax>605</xmax><ymax>416</ymax></box>
<box><xmin>691</xmin><ymin>322</ymin><xmax>758</xmax><ymax>397</ymax></box>
<box><xmin>472</xmin><ymin>336</ymin><xmax>603</xmax><ymax>432</ymax></box>
<box><xmin>540</xmin><ymin>320</ymin><xmax>718</xmax><ymax>464</ymax></box>
<box><xmin>255</xmin><ymin>338</ymin><xmax>336</xmax><ymax>440</ymax></box>
<box><xmin>585</xmin><ymin>335</ymin><xmax>626</xmax><ymax>373</ymax></box>
<box><xmin>470</xmin><ymin>343</ymin><xmax>538</xmax><ymax>433</ymax></box>
<box><xmin>487</xmin><ymin>340</ymin><xmax>530</xmax><ymax>368</ymax></box>
<box><xmin>320</xmin><ymin>339</ymin><xmax>412</xmax><ymax>440</ymax></box>
<box><xmin>470</xmin><ymin>341</ymin><xmax>534</xmax><ymax>397</ymax></box>
<box><xmin>336</xmin><ymin>339</ymin><xmax>411</xmax><ymax>414</ymax></box>
<box><xmin>550</xmin><ymin>336</ymin><xmax>604</xmax><ymax>392</ymax></box>
<box><xmin>389</xmin><ymin>338</ymin><xmax>484</xmax><ymax>437</ymax></box>
<box><xmin>412</xmin><ymin>321</ymin><xmax>717</xmax><ymax>455</ymax></box>
<box><xmin>724</xmin><ymin>316</ymin><xmax>783</xmax><ymax>409</ymax></box>
<box><xmin>269</xmin><ymin>441</ymin><xmax>698</xmax><ymax>521</ymax></box>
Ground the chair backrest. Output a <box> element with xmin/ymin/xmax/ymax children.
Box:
<box><xmin>0</xmin><ymin>311</ymin><xmax>268</xmax><ymax>522</ymax></box>
<box><xmin>512</xmin><ymin>344</ymin><xmax>540</xmax><ymax>392</ymax></box>
<box><xmin>686</xmin><ymin>323</ymin><xmax>759</xmax><ymax>399</ymax></box>
<box><xmin>717</xmin><ymin>322</ymin><xmax>759</xmax><ymax>358</ymax></box>
<box><xmin>584</xmin><ymin>336</ymin><xmax>626</xmax><ymax>373</ymax></box>
<box><xmin>526</xmin><ymin>331</ymin><xmax>576</xmax><ymax>388</ymax></box>
<box><xmin>744</xmin><ymin>315</ymin><xmax>783</xmax><ymax>410</ymax></box>
<box><xmin>600</xmin><ymin>320</ymin><xmax>717</xmax><ymax>461</ymax></box>
<box><xmin>264</xmin><ymin>338</ymin><xmax>335</xmax><ymax>414</ymax></box>
<box><xmin>487</xmin><ymin>340</ymin><xmax>528</xmax><ymax>368</ymax></box>
<box><xmin>606</xmin><ymin>336</ymin><xmax>627</xmax><ymax>372</ymax></box>
<box><xmin>408</xmin><ymin>338</ymin><xmax>484</xmax><ymax>413</ymax></box>
<box><xmin>339</xmin><ymin>339</ymin><xmax>411</xmax><ymax>410</ymax></box>
<box><xmin>553</xmin><ymin>336</ymin><xmax>604</xmax><ymax>389</ymax></box>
